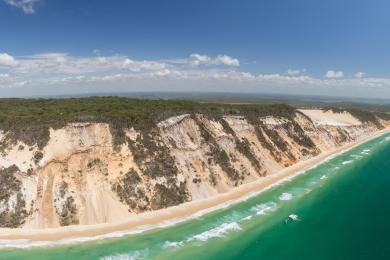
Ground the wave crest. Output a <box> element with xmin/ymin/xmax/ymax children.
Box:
<box><xmin>342</xmin><ymin>160</ymin><xmax>354</xmax><ymax>165</ymax></box>
<box><xmin>101</xmin><ymin>249</ymin><xmax>149</xmax><ymax>260</ymax></box>
<box><xmin>188</xmin><ymin>222</ymin><xmax>241</xmax><ymax>242</ymax></box>
<box><xmin>163</xmin><ymin>241</ymin><xmax>184</xmax><ymax>249</ymax></box>
<box><xmin>251</xmin><ymin>202</ymin><xmax>277</xmax><ymax>215</ymax></box>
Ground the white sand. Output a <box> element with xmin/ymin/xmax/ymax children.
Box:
<box><xmin>299</xmin><ymin>109</ymin><xmax>361</xmax><ymax>126</ymax></box>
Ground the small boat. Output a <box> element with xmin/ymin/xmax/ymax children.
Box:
<box><xmin>285</xmin><ymin>214</ymin><xmax>300</xmax><ymax>223</ymax></box>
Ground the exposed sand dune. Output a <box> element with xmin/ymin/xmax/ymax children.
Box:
<box><xmin>299</xmin><ymin>109</ymin><xmax>361</xmax><ymax>126</ymax></box>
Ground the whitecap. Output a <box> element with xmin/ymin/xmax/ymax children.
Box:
<box><xmin>320</xmin><ymin>175</ymin><xmax>327</xmax><ymax>180</ymax></box>
<box><xmin>251</xmin><ymin>202</ymin><xmax>277</xmax><ymax>215</ymax></box>
<box><xmin>350</xmin><ymin>155</ymin><xmax>363</xmax><ymax>158</ymax></box>
<box><xmin>219</xmin><ymin>210</ymin><xmax>242</xmax><ymax>223</ymax></box>
<box><xmin>241</xmin><ymin>215</ymin><xmax>252</xmax><ymax>221</ymax></box>
<box><xmin>187</xmin><ymin>222</ymin><xmax>241</xmax><ymax>242</ymax></box>
<box><xmin>279</xmin><ymin>192</ymin><xmax>293</xmax><ymax>201</ymax></box>
<box><xmin>288</xmin><ymin>214</ymin><xmax>300</xmax><ymax>221</ymax></box>
<box><xmin>101</xmin><ymin>249</ymin><xmax>149</xmax><ymax>260</ymax></box>
<box><xmin>163</xmin><ymin>221</ymin><xmax>242</xmax><ymax>247</ymax></box>
<box><xmin>381</xmin><ymin>137</ymin><xmax>390</xmax><ymax>143</ymax></box>
<box><xmin>342</xmin><ymin>160</ymin><xmax>353</xmax><ymax>165</ymax></box>
<box><xmin>162</xmin><ymin>241</ymin><xmax>184</xmax><ymax>249</ymax></box>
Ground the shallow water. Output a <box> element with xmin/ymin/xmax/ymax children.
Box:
<box><xmin>1</xmin><ymin>133</ymin><xmax>390</xmax><ymax>260</ymax></box>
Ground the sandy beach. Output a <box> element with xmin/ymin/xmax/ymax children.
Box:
<box><xmin>1</xmin><ymin>127</ymin><xmax>389</xmax><ymax>243</ymax></box>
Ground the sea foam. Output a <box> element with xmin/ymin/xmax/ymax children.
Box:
<box><xmin>101</xmin><ymin>249</ymin><xmax>149</xmax><ymax>260</ymax></box>
<box><xmin>251</xmin><ymin>202</ymin><xmax>277</xmax><ymax>215</ymax></box>
<box><xmin>162</xmin><ymin>241</ymin><xmax>185</xmax><ymax>249</ymax></box>
<box><xmin>342</xmin><ymin>160</ymin><xmax>354</xmax><ymax>165</ymax></box>
<box><xmin>279</xmin><ymin>192</ymin><xmax>293</xmax><ymax>201</ymax></box>
<box><xmin>188</xmin><ymin>222</ymin><xmax>241</xmax><ymax>242</ymax></box>
<box><xmin>162</xmin><ymin>221</ymin><xmax>242</xmax><ymax>249</ymax></box>
<box><xmin>241</xmin><ymin>215</ymin><xmax>253</xmax><ymax>221</ymax></box>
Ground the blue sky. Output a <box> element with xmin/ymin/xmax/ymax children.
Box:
<box><xmin>1</xmin><ymin>0</ymin><xmax>390</xmax><ymax>98</ymax></box>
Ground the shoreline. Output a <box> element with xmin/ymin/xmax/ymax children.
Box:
<box><xmin>1</xmin><ymin>128</ymin><xmax>389</xmax><ymax>244</ymax></box>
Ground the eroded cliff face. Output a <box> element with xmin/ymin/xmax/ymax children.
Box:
<box><xmin>0</xmin><ymin>110</ymin><xmax>386</xmax><ymax>228</ymax></box>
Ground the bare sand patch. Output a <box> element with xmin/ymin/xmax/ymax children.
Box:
<box><xmin>299</xmin><ymin>109</ymin><xmax>361</xmax><ymax>126</ymax></box>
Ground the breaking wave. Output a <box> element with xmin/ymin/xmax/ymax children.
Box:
<box><xmin>162</xmin><ymin>241</ymin><xmax>185</xmax><ymax>249</ymax></box>
<box><xmin>342</xmin><ymin>160</ymin><xmax>354</xmax><ymax>165</ymax></box>
<box><xmin>188</xmin><ymin>222</ymin><xmax>241</xmax><ymax>242</ymax></box>
<box><xmin>279</xmin><ymin>192</ymin><xmax>293</xmax><ymax>201</ymax></box>
<box><xmin>241</xmin><ymin>215</ymin><xmax>253</xmax><ymax>221</ymax></box>
<box><xmin>101</xmin><ymin>249</ymin><xmax>149</xmax><ymax>260</ymax></box>
<box><xmin>251</xmin><ymin>202</ymin><xmax>277</xmax><ymax>215</ymax></box>
<box><xmin>161</xmin><ymin>221</ymin><xmax>242</xmax><ymax>250</ymax></box>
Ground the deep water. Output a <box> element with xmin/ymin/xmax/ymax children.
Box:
<box><xmin>1</xmin><ymin>134</ymin><xmax>390</xmax><ymax>260</ymax></box>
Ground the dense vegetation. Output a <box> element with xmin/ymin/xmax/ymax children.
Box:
<box><xmin>0</xmin><ymin>97</ymin><xmax>298</xmax><ymax>149</ymax></box>
<box><xmin>126</xmin><ymin>133</ymin><xmax>190</xmax><ymax>210</ymax></box>
<box><xmin>196</xmin><ymin>118</ymin><xmax>241</xmax><ymax>185</ymax></box>
<box><xmin>113</xmin><ymin>169</ymin><xmax>150</xmax><ymax>213</ymax></box>
<box><xmin>219</xmin><ymin>119</ymin><xmax>264</xmax><ymax>175</ymax></box>
<box><xmin>0</xmin><ymin>96</ymin><xmax>378</xmax><ymax>172</ymax></box>
<box><xmin>56</xmin><ymin>181</ymin><xmax>79</xmax><ymax>226</ymax></box>
<box><xmin>0</xmin><ymin>165</ymin><xmax>29</xmax><ymax>228</ymax></box>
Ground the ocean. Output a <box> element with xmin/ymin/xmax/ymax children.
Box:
<box><xmin>1</xmin><ymin>133</ymin><xmax>390</xmax><ymax>260</ymax></box>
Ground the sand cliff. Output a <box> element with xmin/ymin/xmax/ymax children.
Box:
<box><xmin>0</xmin><ymin>108</ymin><xmax>387</xmax><ymax>229</ymax></box>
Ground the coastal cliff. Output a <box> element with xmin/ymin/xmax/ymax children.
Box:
<box><xmin>0</xmin><ymin>98</ymin><xmax>388</xmax><ymax>228</ymax></box>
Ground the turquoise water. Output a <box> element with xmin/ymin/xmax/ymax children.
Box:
<box><xmin>1</xmin><ymin>133</ymin><xmax>390</xmax><ymax>259</ymax></box>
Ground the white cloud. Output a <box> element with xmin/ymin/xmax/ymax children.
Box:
<box><xmin>10</xmin><ymin>53</ymin><xmax>169</xmax><ymax>76</ymax></box>
<box><xmin>1</xmin><ymin>52</ymin><xmax>390</xmax><ymax>99</ymax></box>
<box><xmin>354</xmin><ymin>72</ymin><xmax>366</xmax><ymax>78</ymax></box>
<box><xmin>287</xmin><ymin>68</ymin><xmax>306</xmax><ymax>76</ymax></box>
<box><xmin>189</xmin><ymin>54</ymin><xmax>211</xmax><ymax>66</ymax></box>
<box><xmin>4</xmin><ymin>0</ymin><xmax>40</xmax><ymax>14</ymax></box>
<box><xmin>189</xmin><ymin>54</ymin><xmax>239</xmax><ymax>67</ymax></box>
<box><xmin>122</xmin><ymin>58</ymin><xmax>167</xmax><ymax>72</ymax></box>
<box><xmin>214</xmin><ymin>55</ymin><xmax>240</xmax><ymax>66</ymax></box>
<box><xmin>0</xmin><ymin>53</ymin><xmax>18</xmax><ymax>67</ymax></box>
<box><xmin>0</xmin><ymin>73</ymin><xmax>10</xmax><ymax>80</ymax></box>
<box><xmin>0</xmin><ymin>73</ymin><xmax>15</xmax><ymax>86</ymax></box>
<box><xmin>7</xmin><ymin>53</ymin><xmax>238</xmax><ymax>76</ymax></box>
<box><xmin>325</xmin><ymin>70</ymin><xmax>344</xmax><ymax>78</ymax></box>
